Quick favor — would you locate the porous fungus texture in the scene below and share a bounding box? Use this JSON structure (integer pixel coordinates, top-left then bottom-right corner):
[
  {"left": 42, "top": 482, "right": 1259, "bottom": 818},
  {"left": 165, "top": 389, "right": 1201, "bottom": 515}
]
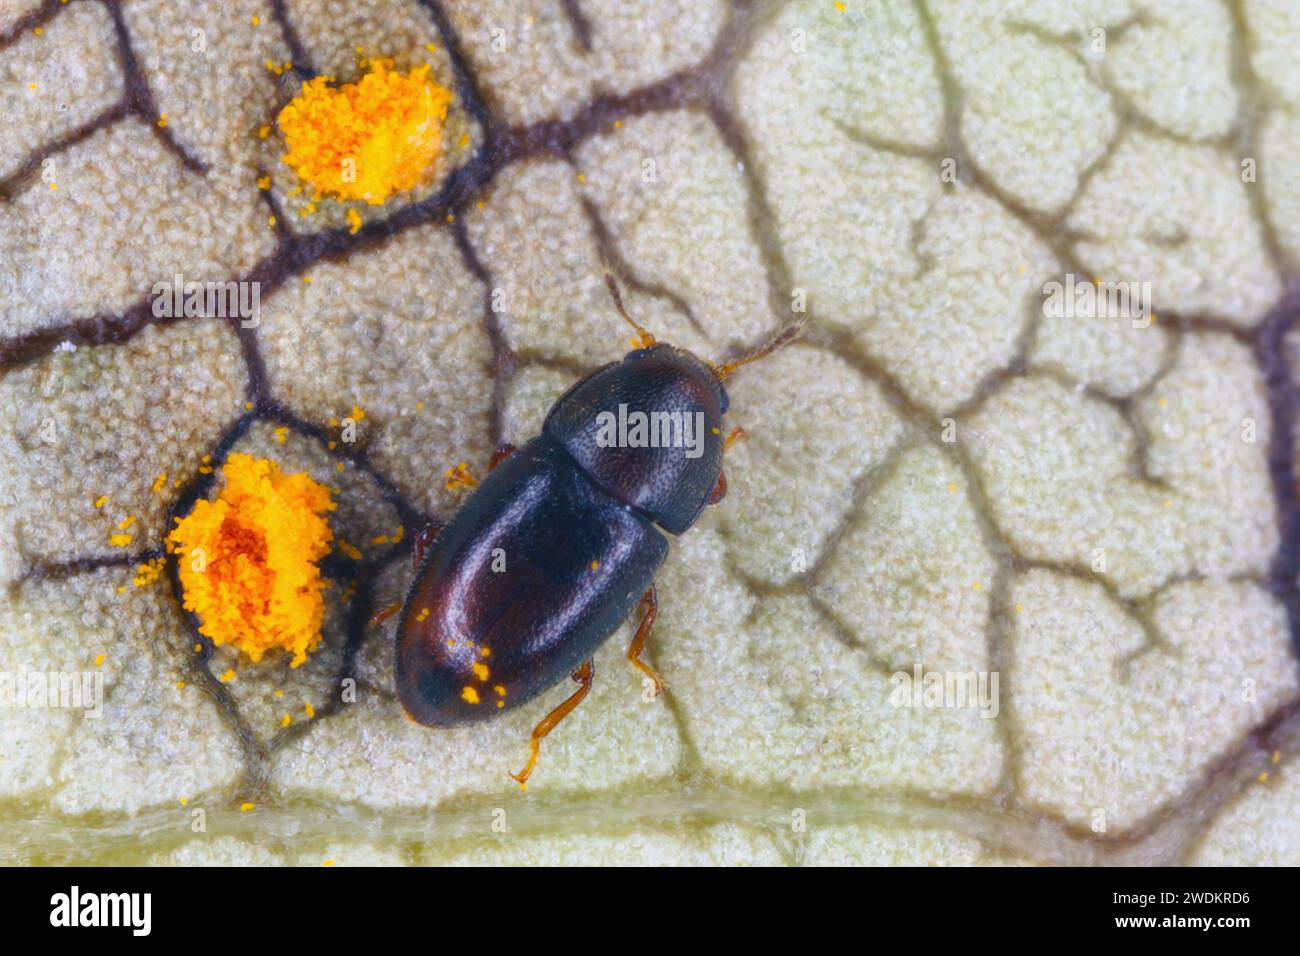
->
[
  {"left": 277, "top": 59, "right": 452, "bottom": 205},
  {"left": 167, "top": 453, "right": 336, "bottom": 667}
]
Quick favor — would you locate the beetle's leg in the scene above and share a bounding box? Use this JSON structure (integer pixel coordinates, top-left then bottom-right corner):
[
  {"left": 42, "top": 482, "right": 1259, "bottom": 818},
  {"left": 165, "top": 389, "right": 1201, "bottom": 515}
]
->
[
  {"left": 510, "top": 660, "right": 595, "bottom": 790},
  {"left": 627, "top": 585, "right": 666, "bottom": 696},
  {"left": 370, "top": 602, "right": 402, "bottom": 627},
  {"left": 704, "top": 428, "right": 747, "bottom": 507},
  {"left": 369, "top": 524, "right": 440, "bottom": 627},
  {"left": 707, "top": 470, "right": 728, "bottom": 506},
  {"left": 489, "top": 443, "right": 516, "bottom": 471},
  {"left": 411, "top": 523, "right": 439, "bottom": 567}
]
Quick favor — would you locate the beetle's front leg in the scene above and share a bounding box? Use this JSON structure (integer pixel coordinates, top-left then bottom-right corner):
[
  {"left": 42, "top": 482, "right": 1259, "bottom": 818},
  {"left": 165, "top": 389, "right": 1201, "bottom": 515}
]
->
[
  {"left": 707, "top": 427, "right": 749, "bottom": 506},
  {"left": 627, "top": 585, "right": 666, "bottom": 696}
]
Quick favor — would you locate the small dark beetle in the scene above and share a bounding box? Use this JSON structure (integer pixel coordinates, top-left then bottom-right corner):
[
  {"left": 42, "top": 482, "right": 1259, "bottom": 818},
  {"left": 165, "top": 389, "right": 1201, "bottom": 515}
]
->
[{"left": 389, "top": 277, "right": 797, "bottom": 787}]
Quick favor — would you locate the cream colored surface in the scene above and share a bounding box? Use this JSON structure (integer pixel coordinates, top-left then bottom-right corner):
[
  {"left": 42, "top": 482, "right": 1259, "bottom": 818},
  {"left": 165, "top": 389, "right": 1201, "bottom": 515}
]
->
[{"left": 0, "top": 0, "right": 1297, "bottom": 866}]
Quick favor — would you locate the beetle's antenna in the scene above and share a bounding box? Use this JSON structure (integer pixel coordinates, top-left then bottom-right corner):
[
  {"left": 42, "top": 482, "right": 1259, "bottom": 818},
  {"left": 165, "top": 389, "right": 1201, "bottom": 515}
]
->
[
  {"left": 712, "top": 317, "right": 806, "bottom": 381},
  {"left": 604, "top": 273, "right": 656, "bottom": 348}
]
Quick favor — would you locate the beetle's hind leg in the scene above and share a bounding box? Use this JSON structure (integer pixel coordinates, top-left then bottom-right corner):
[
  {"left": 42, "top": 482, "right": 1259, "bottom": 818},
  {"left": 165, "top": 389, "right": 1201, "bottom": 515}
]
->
[
  {"left": 627, "top": 585, "right": 666, "bottom": 696},
  {"left": 511, "top": 660, "right": 595, "bottom": 791}
]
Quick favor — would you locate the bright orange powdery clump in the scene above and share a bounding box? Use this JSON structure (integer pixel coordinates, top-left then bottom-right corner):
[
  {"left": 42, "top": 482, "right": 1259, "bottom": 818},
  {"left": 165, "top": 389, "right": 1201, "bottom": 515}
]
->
[
  {"left": 277, "top": 59, "right": 452, "bottom": 204},
  {"left": 167, "top": 454, "right": 336, "bottom": 667}
]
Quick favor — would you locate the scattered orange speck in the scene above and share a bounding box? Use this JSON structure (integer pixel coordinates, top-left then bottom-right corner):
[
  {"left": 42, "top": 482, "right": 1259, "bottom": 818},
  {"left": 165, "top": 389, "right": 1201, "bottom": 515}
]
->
[
  {"left": 347, "top": 207, "right": 362, "bottom": 234},
  {"left": 194, "top": 643, "right": 203, "bottom": 653},
  {"left": 336, "top": 461, "right": 346, "bottom": 472},
  {"left": 281, "top": 713, "right": 292, "bottom": 727},
  {"left": 614, "top": 120, "right": 622, "bottom": 129},
  {"left": 304, "top": 702, "right": 315, "bottom": 718},
  {"left": 35, "top": 26, "right": 44, "bottom": 35},
  {"left": 28, "top": 83, "right": 37, "bottom": 90},
  {"left": 268, "top": 215, "right": 278, "bottom": 227},
  {"left": 338, "top": 540, "right": 362, "bottom": 561},
  {"left": 94, "top": 495, "right": 109, "bottom": 508},
  {"left": 240, "top": 802, "right": 255, "bottom": 812},
  {"left": 220, "top": 669, "right": 236, "bottom": 682},
  {"left": 168, "top": 454, "right": 336, "bottom": 667},
  {"left": 152, "top": 473, "right": 167, "bottom": 492},
  {"left": 1273, "top": 750, "right": 1282, "bottom": 765},
  {"left": 259, "top": 124, "right": 271, "bottom": 139},
  {"left": 590, "top": 560, "right": 600, "bottom": 571},
  {"left": 424, "top": 42, "right": 438, "bottom": 53},
  {"left": 251, "top": 14, "right": 261, "bottom": 26},
  {"left": 461, "top": 686, "right": 480, "bottom": 704},
  {"left": 245, "top": 402, "right": 254, "bottom": 410},
  {"left": 350, "top": 405, "right": 366, "bottom": 421},
  {"left": 416, "top": 607, "right": 430, "bottom": 622},
  {"left": 576, "top": 173, "right": 586, "bottom": 183},
  {"left": 494, "top": 684, "right": 505, "bottom": 697},
  {"left": 472, "top": 662, "right": 490, "bottom": 682},
  {"left": 257, "top": 175, "right": 271, "bottom": 190},
  {"left": 157, "top": 114, "right": 169, "bottom": 128},
  {"left": 132, "top": 557, "right": 164, "bottom": 588},
  {"left": 415, "top": 402, "right": 425, "bottom": 411},
  {"left": 971, "top": 581, "right": 982, "bottom": 591},
  {"left": 445, "top": 462, "right": 477, "bottom": 491},
  {"left": 393, "top": 526, "right": 405, "bottom": 543},
  {"left": 328, "top": 440, "right": 337, "bottom": 450},
  {"left": 323, "top": 859, "right": 335, "bottom": 867},
  {"left": 179, "top": 797, "right": 188, "bottom": 806},
  {"left": 175, "top": 680, "right": 186, "bottom": 689},
  {"left": 947, "top": 483, "right": 958, "bottom": 492},
  {"left": 1015, "top": 603, "right": 1025, "bottom": 614},
  {"left": 94, "top": 654, "right": 105, "bottom": 667},
  {"left": 118, "top": 515, "right": 136, "bottom": 530},
  {"left": 370, "top": 533, "right": 389, "bottom": 546},
  {"left": 198, "top": 466, "right": 213, "bottom": 475},
  {"left": 274, "top": 689, "right": 285, "bottom": 698},
  {"left": 480, "top": 647, "right": 490, "bottom": 658},
  {"left": 1258, "top": 772, "right": 1270, "bottom": 783},
  {"left": 109, "top": 533, "right": 133, "bottom": 547}
]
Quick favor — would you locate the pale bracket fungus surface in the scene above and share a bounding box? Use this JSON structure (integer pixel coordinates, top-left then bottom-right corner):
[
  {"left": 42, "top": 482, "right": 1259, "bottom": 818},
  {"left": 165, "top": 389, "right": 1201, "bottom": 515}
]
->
[{"left": 0, "top": 0, "right": 1299, "bottom": 865}]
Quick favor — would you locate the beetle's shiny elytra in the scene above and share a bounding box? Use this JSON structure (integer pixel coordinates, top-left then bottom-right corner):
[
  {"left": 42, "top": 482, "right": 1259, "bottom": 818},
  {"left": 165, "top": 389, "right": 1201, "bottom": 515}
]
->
[{"left": 392, "top": 280, "right": 797, "bottom": 787}]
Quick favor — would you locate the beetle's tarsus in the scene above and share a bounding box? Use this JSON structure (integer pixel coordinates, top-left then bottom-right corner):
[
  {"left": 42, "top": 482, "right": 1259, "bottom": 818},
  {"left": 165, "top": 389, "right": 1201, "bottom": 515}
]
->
[{"left": 627, "top": 585, "right": 666, "bottom": 696}]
